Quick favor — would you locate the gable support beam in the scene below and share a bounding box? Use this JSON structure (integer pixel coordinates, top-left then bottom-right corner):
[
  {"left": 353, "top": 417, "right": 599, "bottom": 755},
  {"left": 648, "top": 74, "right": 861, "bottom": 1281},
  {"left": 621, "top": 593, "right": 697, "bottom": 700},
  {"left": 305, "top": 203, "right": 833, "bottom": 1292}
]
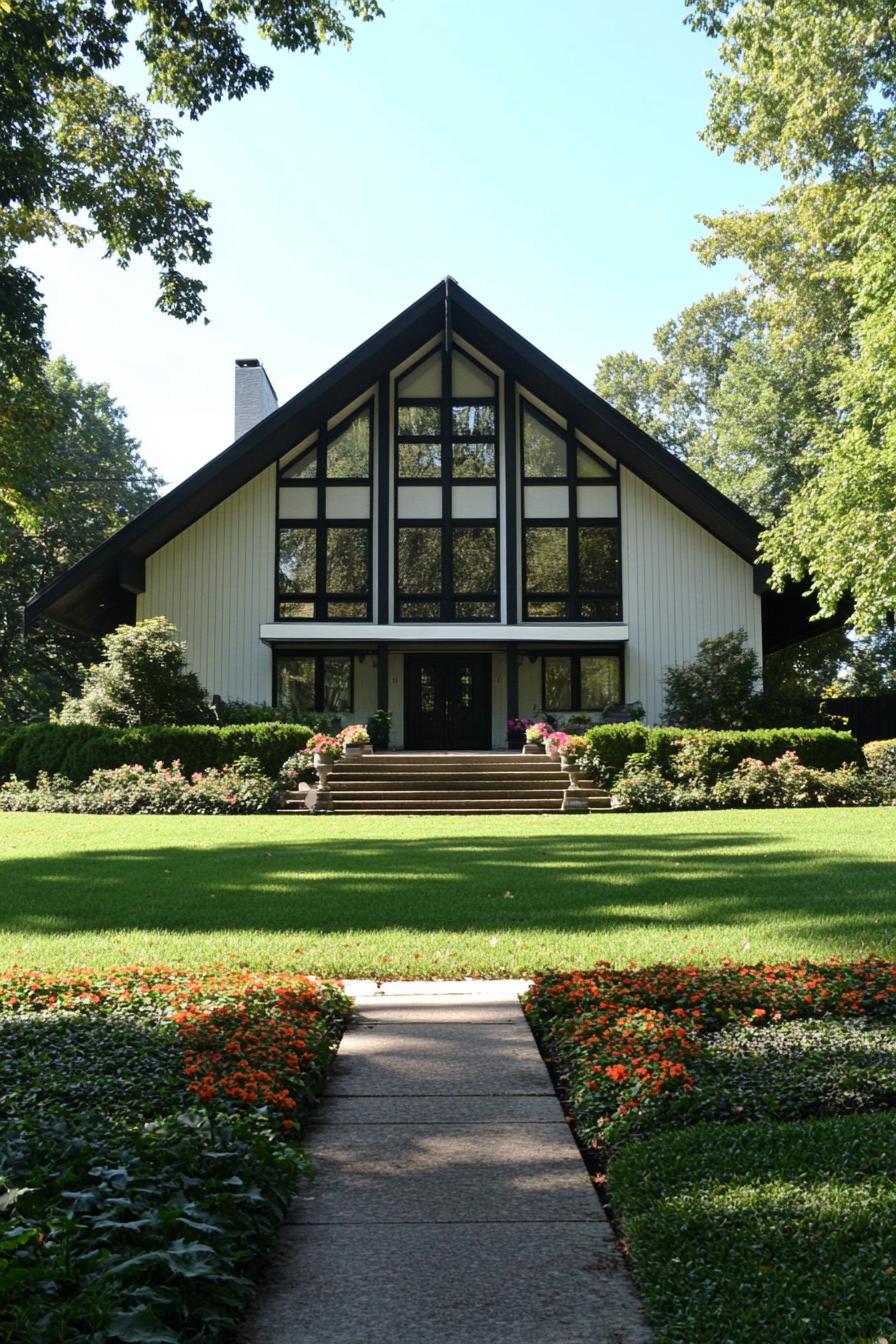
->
[
  {"left": 118, "top": 554, "right": 145, "bottom": 595},
  {"left": 503, "top": 374, "right": 518, "bottom": 624}
]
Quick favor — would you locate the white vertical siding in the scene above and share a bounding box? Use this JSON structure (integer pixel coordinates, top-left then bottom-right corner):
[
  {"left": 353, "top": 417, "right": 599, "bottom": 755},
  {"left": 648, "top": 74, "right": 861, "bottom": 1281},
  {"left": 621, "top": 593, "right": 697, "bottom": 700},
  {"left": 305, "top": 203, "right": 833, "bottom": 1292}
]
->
[
  {"left": 137, "top": 466, "right": 276, "bottom": 703},
  {"left": 620, "top": 467, "right": 762, "bottom": 724}
]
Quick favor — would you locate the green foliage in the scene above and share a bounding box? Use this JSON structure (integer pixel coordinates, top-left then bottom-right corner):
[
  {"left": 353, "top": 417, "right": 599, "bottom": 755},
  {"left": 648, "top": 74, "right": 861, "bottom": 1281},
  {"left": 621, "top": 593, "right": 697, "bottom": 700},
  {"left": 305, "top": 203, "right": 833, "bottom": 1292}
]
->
[
  {"left": 0, "top": 720, "right": 312, "bottom": 783},
  {"left": 662, "top": 629, "right": 760, "bottom": 728},
  {"left": 367, "top": 708, "right": 392, "bottom": 749},
  {"left": 583, "top": 722, "right": 861, "bottom": 791},
  {"left": 609, "top": 1113, "right": 896, "bottom": 1344},
  {"left": 864, "top": 739, "right": 896, "bottom": 802},
  {"left": 57, "top": 618, "right": 209, "bottom": 726},
  {"left": 0, "top": 756, "right": 277, "bottom": 814},
  {"left": 0, "top": 969, "right": 349, "bottom": 1342},
  {"left": 0, "top": 359, "right": 161, "bottom": 720},
  {"left": 0, "top": 0, "right": 385, "bottom": 384}
]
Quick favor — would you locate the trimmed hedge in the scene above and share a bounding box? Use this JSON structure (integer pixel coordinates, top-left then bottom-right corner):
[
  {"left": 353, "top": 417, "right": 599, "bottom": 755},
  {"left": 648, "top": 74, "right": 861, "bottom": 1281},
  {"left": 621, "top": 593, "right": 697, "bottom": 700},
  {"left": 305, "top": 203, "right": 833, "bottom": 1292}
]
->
[
  {"left": 583, "top": 724, "right": 862, "bottom": 786},
  {"left": 0, "top": 722, "right": 313, "bottom": 783}
]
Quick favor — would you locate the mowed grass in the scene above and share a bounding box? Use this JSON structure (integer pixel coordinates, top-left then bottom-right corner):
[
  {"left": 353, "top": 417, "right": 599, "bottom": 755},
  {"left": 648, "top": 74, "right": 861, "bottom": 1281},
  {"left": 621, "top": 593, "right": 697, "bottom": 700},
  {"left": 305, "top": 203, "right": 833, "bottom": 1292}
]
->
[{"left": 0, "top": 809, "right": 894, "bottom": 975}]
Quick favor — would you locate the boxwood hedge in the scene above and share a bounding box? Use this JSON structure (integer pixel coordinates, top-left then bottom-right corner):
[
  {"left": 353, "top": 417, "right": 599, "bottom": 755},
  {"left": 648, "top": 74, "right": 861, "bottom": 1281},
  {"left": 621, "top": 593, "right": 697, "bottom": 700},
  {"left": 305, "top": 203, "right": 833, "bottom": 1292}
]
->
[
  {"left": 0, "top": 722, "right": 313, "bottom": 783},
  {"left": 582, "top": 724, "right": 862, "bottom": 786}
]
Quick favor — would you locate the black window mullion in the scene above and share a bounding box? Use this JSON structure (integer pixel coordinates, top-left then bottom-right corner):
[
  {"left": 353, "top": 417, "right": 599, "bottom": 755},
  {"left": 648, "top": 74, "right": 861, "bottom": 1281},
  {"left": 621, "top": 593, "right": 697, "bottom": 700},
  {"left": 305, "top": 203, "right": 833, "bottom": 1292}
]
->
[
  {"left": 315, "top": 422, "right": 327, "bottom": 619},
  {"left": 566, "top": 427, "right": 577, "bottom": 620},
  {"left": 441, "top": 345, "right": 452, "bottom": 620}
]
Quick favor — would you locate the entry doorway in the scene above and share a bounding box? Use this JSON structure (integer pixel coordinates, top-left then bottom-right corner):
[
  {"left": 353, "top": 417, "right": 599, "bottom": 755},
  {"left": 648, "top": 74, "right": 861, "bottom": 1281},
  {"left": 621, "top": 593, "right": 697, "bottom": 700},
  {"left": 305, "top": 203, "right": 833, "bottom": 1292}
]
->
[{"left": 404, "top": 653, "right": 492, "bottom": 750}]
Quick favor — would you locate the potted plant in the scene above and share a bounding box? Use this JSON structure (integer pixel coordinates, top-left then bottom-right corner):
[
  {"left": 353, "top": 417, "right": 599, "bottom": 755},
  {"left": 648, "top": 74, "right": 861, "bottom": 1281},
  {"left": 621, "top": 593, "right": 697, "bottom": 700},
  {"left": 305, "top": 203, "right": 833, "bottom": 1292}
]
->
[
  {"left": 559, "top": 734, "right": 588, "bottom": 781},
  {"left": 339, "top": 724, "right": 371, "bottom": 758},
  {"left": 506, "top": 717, "right": 532, "bottom": 750},
  {"left": 523, "top": 722, "right": 550, "bottom": 755},
  {"left": 543, "top": 730, "right": 569, "bottom": 762},
  {"left": 367, "top": 708, "right": 392, "bottom": 751},
  {"left": 309, "top": 733, "right": 342, "bottom": 784}
]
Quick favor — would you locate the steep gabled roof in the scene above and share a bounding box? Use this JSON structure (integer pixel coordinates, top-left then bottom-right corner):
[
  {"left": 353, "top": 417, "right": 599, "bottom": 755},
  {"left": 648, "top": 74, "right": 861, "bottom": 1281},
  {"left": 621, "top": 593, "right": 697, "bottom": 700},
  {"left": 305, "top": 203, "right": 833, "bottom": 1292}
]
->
[{"left": 26, "top": 277, "right": 830, "bottom": 648}]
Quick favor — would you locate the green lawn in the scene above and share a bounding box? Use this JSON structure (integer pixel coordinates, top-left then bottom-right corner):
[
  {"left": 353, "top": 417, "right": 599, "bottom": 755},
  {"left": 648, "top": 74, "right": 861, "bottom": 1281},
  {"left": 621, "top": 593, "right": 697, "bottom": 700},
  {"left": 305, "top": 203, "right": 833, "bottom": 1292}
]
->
[{"left": 1, "top": 809, "right": 893, "bottom": 975}]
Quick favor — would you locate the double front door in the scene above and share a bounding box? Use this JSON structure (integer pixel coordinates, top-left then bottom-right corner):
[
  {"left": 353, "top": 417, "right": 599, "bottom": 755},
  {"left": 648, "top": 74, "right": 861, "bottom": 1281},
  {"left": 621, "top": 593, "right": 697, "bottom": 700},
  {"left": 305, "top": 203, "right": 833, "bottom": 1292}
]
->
[{"left": 404, "top": 654, "right": 492, "bottom": 750}]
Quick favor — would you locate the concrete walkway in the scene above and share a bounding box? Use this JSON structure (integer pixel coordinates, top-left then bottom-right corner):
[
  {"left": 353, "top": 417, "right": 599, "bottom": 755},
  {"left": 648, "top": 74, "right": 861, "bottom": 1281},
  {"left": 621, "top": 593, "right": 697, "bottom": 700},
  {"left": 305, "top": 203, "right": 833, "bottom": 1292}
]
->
[{"left": 241, "top": 980, "right": 652, "bottom": 1344}]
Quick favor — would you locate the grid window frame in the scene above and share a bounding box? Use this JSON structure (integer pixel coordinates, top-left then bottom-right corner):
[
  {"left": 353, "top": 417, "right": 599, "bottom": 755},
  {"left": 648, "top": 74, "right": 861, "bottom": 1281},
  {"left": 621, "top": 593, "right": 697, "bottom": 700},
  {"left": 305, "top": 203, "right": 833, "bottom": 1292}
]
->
[
  {"left": 273, "top": 652, "right": 355, "bottom": 713},
  {"left": 540, "top": 650, "right": 625, "bottom": 713}
]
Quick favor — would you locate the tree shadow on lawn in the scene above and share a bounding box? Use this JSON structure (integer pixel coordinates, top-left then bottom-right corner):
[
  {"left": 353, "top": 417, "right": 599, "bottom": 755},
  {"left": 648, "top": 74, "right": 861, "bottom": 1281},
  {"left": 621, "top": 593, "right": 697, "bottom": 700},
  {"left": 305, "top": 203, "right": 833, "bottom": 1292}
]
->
[{"left": 2, "top": 827, "right": 895, "bottom": 953}]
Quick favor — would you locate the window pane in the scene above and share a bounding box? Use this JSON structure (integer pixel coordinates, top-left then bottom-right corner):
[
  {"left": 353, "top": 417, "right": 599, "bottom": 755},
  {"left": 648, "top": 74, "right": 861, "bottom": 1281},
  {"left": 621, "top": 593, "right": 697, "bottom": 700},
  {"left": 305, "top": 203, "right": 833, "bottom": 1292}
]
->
[
  {"left": 322, "top": 656, "right": 352, "bottom": 711},
  {"left": 282, "top": 447, "right": 317, "bottom": 480},
  {"left": 277, "top": 657, "right": 315, "bottom": 710},
  {"left": 581, "top": 656, "right": 621, "bottom": 709},
  {"left": 398, "top": 404, "right": 441, "bottom": 437},
  {"left": 327, "top": 412, "right": 370, "bottom": 478},
  {"left": 452, "top": 403, "right": 495, "bottom": 437},
  {"left": 452, "top": 526, "right": 497, "bottom": 594},
  {"left": 579, "top": 526, "right": 620, "bottom": 591},
  {"left": 327, "top": 600, "right": 368, "bottom": 618},
  {"left": 452, "top": 442, "right": 495, "bottom": 478},
  {"left": 278, "top": 528, "right": 316, "bottom": 591},
  {"left": 523, "top": 407, "right": 567, "bottom": 477},
  {"left": 399, "top": 600, "right": 441, "bottom": 620},
  {"left": 577, "top": 445, "right": 612, "bottom": 479},
  {"left": 399, "top": 442, "right": 442, "bottom": 477},
  {"left": 526, "top": 599, "right": 566, "bottom": 619},
  {"left": 326, "top": 528, "right": 368, "bottom": 593},
  {"left": 455, "top": 600, "right": 497, "bottom": 620},
  {"left": 544, "top": 657, "right": 573, "bottom": 711},
  {"left": 278, "top": 600, "right": 314, "bottom": 619},
  {"left": 398, "top": 527, "right": 442, "bottom": 594},
  {"left": 525, "top": 526, "right": 568, "bottom": 592},
  {"left": 579, "top": 598, "right": 622, "bottom": 620}
]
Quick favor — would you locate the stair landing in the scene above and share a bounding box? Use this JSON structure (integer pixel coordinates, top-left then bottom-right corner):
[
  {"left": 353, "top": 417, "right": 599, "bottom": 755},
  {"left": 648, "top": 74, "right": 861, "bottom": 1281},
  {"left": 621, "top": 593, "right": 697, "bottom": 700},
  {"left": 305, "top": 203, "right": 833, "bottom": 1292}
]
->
[{"left": 278, "top": 752, "right": 612, "bottom": 816}]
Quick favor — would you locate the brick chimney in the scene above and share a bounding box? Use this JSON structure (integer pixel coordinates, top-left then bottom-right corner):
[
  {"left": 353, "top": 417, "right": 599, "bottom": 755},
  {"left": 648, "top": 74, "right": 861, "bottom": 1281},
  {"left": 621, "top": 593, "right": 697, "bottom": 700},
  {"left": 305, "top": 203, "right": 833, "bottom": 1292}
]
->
[{"left": 234, "top": 358, "right": 278, "bottom": 439}]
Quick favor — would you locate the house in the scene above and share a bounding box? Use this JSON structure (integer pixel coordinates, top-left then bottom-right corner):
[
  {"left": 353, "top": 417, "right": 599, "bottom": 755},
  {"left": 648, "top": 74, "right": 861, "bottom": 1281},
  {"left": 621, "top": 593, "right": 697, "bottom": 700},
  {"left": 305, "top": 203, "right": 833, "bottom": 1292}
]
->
[{"left": 26, "top": 279, "right": 826, "bottom": 749}]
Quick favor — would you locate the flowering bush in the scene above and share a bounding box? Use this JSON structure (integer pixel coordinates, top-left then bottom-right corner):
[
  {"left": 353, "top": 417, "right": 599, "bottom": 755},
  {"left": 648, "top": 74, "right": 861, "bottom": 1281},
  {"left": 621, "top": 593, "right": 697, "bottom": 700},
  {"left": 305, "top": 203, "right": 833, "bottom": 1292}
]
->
[
  {"left": 338, "top": 723, "right": 370, "bottom": 746},
  {"left": 277, "top": 748, "right": 316, "bottom": 789},
  {"left": 524, "top": 958, "right": 896, "bottom": 1152},
  {"left": 0, "top": 967, "right": 350, "bottom": 1342},
  {"left": 612, "top": 762, "right": 675, "bottom": 811},
  {"left": 507, "top": 717, "right": 534, "bottom": 734},
  {"left": 308, "top": 733, "right": 343, "bottom": 763},
  {"left": 0, "top": 756, "right": 275, "bottom": 814}
]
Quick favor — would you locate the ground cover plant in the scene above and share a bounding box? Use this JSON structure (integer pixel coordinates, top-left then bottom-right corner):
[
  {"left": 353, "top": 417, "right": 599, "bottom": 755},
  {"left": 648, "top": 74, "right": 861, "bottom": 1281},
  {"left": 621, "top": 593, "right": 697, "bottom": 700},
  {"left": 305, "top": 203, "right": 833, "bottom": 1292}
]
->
[
  {"left": 523, "top": 958, "right": 896, "bottom": 1344},
  {"left": 1, "top": 809, "right": 894, "bottom": 976},
  {"left": 0, "top": 967, "right": 350, "bottom": 1343},
  {"left": 0, "top": 757, "right": 275, "bottom": 815}
]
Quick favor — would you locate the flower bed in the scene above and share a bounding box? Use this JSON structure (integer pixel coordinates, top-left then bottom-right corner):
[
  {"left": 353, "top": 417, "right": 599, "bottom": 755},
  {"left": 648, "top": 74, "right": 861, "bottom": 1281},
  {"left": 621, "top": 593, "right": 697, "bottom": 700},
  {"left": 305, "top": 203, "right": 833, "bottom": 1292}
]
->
[
  {"left": 0, "top": 967, "right": 351, "bottom": 1342},
  {"left": 0, "top": 756, "right": 275, "bottom": 814},
  {"left": 523, "top": 958, "right": 896, "bottom": 1343}
]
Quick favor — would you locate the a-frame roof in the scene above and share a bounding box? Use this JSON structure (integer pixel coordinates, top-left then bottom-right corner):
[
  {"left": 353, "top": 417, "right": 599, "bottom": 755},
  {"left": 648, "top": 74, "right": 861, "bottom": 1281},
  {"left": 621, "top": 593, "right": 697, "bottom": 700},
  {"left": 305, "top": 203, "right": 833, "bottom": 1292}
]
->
[{"left": 25, "top": 278, "right": 834, "bottom": 649}]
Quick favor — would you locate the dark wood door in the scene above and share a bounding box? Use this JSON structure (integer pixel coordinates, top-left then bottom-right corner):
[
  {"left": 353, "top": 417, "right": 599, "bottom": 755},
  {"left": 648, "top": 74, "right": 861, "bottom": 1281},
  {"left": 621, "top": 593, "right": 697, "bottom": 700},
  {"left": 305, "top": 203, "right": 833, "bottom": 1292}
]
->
[{"left": 404, "top": 654, "right": 492, "bottom": 750}]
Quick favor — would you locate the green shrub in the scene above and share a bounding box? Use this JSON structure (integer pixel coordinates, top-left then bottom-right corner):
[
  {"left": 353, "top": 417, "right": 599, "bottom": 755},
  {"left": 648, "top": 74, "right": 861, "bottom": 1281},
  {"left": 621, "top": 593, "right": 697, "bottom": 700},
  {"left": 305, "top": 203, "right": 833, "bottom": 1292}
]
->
[
  {"left": 662, "top": 628, "right": 760, "bottom": 728},
  {"left": 611, "top": 762, "right": 675, "bottom": 811},
  {"left": 0, "top": 757, "right": 276, "bottom": 815},
  {"left": 583, "top": 723, "right": 862, "bottom": 789},
  {"left": 0, "top": 722, "right": 312, "bottom": 783},
  {"left": 56, "top": 617, "right": 209, "bottom": 726},
  {"left": 609, "top": 1112, "right": 896, "bottom": 1344},
  {"left": 865, "top": 738, "right": 896, "bottom": 801}
]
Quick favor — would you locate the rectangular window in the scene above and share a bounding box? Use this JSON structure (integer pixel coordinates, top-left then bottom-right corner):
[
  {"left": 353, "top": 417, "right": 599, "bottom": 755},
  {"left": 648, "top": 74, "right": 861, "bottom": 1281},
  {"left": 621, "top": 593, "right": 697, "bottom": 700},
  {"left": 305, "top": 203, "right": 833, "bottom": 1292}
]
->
[
  {"left": 541, "top": 653, "right": 622, "bottom": 712},
  {"left": 524, "top": 525, "right": 568, "bottom": 593},
  {"left": 276, "top": 399, "right": 372, "bottom": 622},
  {"left": 398, "top": 526, "right": 442, "bottom": 595},
  {"left": 277, "top": 522, "right": 370, "bottom": 621},
  {"left": 452, "top": 526, "right": 497, "bottom": 595},
  {"left": 275, "top": 654, "right": 353, "bottom": 712}
]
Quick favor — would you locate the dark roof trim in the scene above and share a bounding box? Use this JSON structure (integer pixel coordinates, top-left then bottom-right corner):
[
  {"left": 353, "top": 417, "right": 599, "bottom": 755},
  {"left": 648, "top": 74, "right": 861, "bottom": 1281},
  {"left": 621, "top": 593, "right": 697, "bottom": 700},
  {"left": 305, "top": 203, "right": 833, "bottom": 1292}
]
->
[
  {"left": 29, "top": 276, "right": 776, "bottom": 636},
  {"left": 26, "top": 280, "right": 447, "bottom": 634}
]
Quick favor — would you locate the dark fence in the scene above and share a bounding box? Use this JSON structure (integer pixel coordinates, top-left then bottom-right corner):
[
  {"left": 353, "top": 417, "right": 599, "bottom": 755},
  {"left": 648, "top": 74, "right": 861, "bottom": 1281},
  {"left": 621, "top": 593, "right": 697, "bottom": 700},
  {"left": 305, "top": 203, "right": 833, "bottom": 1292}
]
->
[{"left": 821, "top": 695, "right": 896, "bottom": 745}]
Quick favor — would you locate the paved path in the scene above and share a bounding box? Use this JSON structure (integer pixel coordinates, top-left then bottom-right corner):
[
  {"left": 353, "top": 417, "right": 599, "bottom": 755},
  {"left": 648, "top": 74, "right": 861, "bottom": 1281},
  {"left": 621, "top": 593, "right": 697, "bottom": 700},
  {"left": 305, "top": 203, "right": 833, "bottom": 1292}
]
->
[{"left": 241, "top": 980, "right": 652, "bottom": 1344}]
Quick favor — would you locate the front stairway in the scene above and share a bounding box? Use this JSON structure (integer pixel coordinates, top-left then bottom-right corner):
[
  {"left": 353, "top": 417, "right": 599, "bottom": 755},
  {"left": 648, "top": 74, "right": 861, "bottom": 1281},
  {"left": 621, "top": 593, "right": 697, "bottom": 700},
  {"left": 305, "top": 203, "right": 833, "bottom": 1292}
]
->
[{"left": 298, "top": 753, "right": 613, "bottom": 815}]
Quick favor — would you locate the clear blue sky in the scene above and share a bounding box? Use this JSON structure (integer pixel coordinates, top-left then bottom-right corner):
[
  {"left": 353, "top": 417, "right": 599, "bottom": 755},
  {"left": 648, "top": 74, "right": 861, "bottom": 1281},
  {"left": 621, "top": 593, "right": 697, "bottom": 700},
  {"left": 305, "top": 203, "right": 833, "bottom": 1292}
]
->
[{"left": 24, "top": 0, "right": 774, "bottom": 488}]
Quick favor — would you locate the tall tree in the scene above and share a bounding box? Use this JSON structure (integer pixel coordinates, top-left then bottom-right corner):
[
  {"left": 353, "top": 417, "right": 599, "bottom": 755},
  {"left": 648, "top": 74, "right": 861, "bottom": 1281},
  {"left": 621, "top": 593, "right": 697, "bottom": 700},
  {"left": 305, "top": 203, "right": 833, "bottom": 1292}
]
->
[
  {"left": 0, "top": 358, "right": 161, "bottom": 720},
  {"left": 680, "top": 0, "right": 896, "bottom": 633},
  {"left": 0, "top": 0, "right": 384, "bottom": 385}
]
